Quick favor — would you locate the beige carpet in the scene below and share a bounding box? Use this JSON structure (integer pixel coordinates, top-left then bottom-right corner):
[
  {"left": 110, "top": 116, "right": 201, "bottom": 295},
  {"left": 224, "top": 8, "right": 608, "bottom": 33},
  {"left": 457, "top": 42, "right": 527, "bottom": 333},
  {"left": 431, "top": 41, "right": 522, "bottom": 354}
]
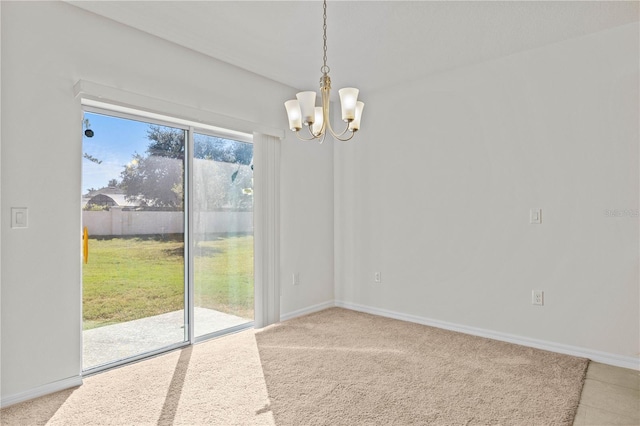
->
[
  {"left": 1, "top": 331, "right": 274, "bottom": 426},
  {"left": 1, "top": 308, "right": 588, "bottom": 425},
  {"left": 256, "top": 308, "right": 588, "bottom": 425}
]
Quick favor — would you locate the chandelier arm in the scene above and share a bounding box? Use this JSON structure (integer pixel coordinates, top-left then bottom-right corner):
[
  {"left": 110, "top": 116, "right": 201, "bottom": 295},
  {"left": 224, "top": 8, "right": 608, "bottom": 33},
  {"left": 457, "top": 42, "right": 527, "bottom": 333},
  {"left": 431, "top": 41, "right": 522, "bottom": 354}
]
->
[
  {"left": 326, "top": 117, "right": 352, "bottom": 138},
  {"left": 329, "top": 128, "right": 356, "bottom": 142},
  {"left": 294, "top": 130, "right": 320, "bottom": 142},
  {"left": 320, "top": 75, "right": 353, "bottom": 140},
  {"left": 320, "top": 77, "right": 354, "bottom": 141},
  {"left": 308, "top": 123, "right": 320, "bottom": 139},
  {"left": 319, "top": 83, "right": 330, "bottom": 138},
  {"left": 319, "top": 121, "right": 328, "bottom": 138},
  {"left": 318, "top": 131, "right": 327, "bottom": 144}
]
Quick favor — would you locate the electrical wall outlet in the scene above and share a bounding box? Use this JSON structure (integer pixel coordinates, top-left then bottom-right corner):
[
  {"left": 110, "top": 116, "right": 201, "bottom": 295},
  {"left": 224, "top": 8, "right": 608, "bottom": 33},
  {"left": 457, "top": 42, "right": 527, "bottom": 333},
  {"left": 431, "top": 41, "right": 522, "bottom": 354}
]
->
[
  {"left": 374, "top": 272, "right": 381, "bottom": 283},
  {"left": 293, "top": 272, "right": 300, "bottom": 286},
  {"left": 532, "top": 290, "right": 544, "bottom": 306}
]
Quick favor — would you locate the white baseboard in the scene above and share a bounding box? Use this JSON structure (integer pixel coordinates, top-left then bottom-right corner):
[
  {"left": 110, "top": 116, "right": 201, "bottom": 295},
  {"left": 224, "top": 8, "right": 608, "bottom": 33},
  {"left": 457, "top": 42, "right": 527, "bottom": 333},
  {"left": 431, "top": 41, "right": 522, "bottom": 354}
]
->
[
  {"left": 1, "top": 375, "right": 83, "bottom": 408},
  {"left": 280, "top": 300, "right": 336, "bottom": 322},
  {"left": 335, "top": 300, "right": 640, "bottom": 371}
]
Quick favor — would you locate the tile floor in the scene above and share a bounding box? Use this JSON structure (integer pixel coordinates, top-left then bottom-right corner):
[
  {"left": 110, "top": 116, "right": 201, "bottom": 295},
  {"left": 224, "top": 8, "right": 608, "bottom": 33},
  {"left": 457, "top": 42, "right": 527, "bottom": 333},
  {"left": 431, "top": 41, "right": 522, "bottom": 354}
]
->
[{"left": 573, "top": 362, "right": 639, "bottom": 425}]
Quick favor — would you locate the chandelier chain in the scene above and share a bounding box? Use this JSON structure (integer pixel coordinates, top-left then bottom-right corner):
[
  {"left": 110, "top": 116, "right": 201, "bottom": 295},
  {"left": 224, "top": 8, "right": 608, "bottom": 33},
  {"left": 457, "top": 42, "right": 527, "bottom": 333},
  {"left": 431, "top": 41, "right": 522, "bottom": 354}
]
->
[{"left": 321, "top": 0, "right": 329, "bottom": 75}]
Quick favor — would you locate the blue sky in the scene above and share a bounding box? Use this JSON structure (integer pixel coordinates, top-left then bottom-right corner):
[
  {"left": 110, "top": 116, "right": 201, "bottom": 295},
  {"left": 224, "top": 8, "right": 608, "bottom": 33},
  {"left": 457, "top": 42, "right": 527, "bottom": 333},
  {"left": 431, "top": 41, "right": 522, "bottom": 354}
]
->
[
  {"left": 82, "top": 112, "right": 166, "bottom": 194},
  {"left": 82, "top": 112, "right": 252, "bottom": 195}
]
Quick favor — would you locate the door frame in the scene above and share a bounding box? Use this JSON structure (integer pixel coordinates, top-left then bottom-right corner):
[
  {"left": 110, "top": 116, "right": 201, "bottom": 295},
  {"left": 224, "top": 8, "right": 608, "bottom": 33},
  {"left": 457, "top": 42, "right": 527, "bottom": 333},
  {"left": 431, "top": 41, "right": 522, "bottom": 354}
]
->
[{"left": 74, "top": 79, "right": 284, "bottom": 372}]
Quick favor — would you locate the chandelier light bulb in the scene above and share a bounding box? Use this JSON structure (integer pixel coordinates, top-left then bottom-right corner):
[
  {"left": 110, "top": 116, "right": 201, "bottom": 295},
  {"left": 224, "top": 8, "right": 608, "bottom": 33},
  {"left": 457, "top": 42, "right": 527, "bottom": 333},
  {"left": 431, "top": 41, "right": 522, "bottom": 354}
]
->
[
  {"left": 338, "top": 88, "right": 359, "bottom": 122},
  {"left": 296, "top": 91, "right": 317, "bottom": 125},
  {"left": 349, "top": 101, "right": 365, "bottom": 131},
  {"left": 284, "top": 100, "right": 302, "bottom": 131}
]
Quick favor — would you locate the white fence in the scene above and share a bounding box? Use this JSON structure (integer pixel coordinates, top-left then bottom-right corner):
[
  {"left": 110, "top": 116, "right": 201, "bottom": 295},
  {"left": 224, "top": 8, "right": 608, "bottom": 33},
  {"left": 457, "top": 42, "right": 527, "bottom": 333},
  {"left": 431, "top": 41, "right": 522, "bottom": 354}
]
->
[{"left": 83, "top": 207, "right": 253, "bottom": 236}]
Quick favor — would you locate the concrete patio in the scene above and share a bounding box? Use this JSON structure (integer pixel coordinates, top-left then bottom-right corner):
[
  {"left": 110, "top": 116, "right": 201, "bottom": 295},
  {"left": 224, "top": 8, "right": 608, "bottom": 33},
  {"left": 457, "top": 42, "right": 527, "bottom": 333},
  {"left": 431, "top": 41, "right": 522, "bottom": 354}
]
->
[{"left": 83, "top": 307, "right": 250, "bottom": 369}]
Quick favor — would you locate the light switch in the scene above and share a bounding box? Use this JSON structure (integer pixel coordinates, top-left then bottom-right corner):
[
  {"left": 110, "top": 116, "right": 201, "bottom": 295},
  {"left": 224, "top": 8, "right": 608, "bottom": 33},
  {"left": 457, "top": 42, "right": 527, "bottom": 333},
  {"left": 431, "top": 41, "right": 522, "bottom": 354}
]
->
[
  {"left": 530, "top": 209, "right": 542, "bottom": 224},
  {"left": 11, "top": 207, "right": 28, "bottom": 228}
]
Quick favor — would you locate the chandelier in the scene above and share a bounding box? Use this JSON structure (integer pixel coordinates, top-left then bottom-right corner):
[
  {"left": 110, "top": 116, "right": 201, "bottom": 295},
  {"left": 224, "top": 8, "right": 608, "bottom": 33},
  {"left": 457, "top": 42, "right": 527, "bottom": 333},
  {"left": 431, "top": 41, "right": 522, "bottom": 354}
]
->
[{"left": 284, "top": 0, "right": 364, "bottom": 143}]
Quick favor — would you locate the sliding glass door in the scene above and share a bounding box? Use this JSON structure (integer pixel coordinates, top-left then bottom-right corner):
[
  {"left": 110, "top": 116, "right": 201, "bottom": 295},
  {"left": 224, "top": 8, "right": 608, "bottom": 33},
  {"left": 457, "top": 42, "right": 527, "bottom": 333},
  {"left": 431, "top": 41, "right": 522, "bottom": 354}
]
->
[
  {"left": 82, "top": 111, "right": 187, "bottom": 371},
  {"left": 192, "top": 133, "right": 254, "bottom": 338},
  {"left": 81, "top": 108, "right": 253, "bottom": 372}
]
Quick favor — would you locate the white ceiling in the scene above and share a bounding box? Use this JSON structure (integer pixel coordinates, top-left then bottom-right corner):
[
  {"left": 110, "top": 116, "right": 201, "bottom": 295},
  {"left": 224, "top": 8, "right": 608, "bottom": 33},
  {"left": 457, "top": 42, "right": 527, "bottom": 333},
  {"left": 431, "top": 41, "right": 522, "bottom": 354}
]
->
[{"left": 68, "top": 1, "right": 638, "bottom": 95}]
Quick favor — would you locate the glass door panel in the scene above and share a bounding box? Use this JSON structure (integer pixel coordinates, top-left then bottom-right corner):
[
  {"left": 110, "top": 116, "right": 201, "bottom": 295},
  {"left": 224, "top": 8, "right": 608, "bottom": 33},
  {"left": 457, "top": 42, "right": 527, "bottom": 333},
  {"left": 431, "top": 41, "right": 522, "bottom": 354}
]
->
[
  {"left": 82, "top": 111, "right": 187, "bottom": 370},
  {"left": 192, "top": 133, "right": 254, "bottom": 338}
]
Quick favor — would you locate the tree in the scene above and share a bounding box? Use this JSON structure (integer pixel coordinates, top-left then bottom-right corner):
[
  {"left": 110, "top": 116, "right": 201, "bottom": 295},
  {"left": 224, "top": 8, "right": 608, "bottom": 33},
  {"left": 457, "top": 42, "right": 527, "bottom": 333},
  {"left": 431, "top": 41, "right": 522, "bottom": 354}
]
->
[
  {"left": 194, "top": 134, "right": 252, "bottom": 164},
  {"left": 147, "top": 126, "right": 185, "bottom": 160},
  {"left": 119, "top": 126, "right": 253, "bottom": 210},
  {"left": 120, "top": 125, "right": 185, "bottom": 208},
  {"left": 193, "top": 134, "right": 253, "bottom": 211},
  {"left": 83, "top": 153, "right": 102, "bottom": 164}
]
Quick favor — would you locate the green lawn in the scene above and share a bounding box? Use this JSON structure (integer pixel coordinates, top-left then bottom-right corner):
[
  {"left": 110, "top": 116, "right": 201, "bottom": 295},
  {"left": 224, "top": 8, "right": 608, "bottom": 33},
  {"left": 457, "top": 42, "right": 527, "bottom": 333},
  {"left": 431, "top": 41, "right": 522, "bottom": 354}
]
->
[{"left": 83, "top": 234, "right": 254, "bottom": 330}]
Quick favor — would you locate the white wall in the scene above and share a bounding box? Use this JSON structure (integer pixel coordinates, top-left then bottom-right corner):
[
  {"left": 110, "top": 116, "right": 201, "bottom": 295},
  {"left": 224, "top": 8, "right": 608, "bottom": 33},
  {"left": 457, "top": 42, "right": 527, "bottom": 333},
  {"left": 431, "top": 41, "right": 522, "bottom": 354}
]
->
[
  {"left": 1, "top": 1, "right": 334, "bottom": 401},
  {"left": 280, "top": 135, "right": 335, "bottom": 316},
  {"left": 335, "top": 23, "right": 639, "bottom": 364}
]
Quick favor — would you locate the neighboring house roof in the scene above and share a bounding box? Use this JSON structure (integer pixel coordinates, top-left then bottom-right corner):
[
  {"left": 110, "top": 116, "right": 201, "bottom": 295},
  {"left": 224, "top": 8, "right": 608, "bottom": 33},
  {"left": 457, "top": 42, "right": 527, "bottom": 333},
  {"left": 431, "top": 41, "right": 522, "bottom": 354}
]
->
[{"left": 82, "top": 188, "right": 139, "bottom": 208}]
